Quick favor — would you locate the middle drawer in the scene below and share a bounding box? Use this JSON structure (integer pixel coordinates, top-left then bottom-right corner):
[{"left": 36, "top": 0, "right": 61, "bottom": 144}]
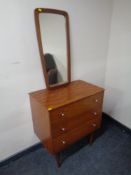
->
[{"left": 51, "top": 110, "right": 102, "bottom": 138}]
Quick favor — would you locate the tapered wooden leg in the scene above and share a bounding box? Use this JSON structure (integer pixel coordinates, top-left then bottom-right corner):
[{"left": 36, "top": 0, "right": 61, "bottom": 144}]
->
[
  {"left": 89, "top": 133, "right": 94, "bottom": 145},
  {"left": 54, "top": 153, "right": 61, "bottom": 167}
]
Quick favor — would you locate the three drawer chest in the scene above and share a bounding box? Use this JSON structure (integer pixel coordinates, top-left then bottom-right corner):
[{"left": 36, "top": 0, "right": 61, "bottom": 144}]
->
[{"left": 29, "top": 80, "right": 104, "bottom": 166}]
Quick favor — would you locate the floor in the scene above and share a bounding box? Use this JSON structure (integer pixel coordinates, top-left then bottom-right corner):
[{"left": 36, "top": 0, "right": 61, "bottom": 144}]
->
[{"left": 0, "top": 116, "right": 131, "bottom": 175}]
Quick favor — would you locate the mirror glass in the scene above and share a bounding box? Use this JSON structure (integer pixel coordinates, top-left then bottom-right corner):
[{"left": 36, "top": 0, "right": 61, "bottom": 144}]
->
[
  {"left": 35, "top": 9, "right": 71, "bottom": 88},
  {"left": 39, "top": 14, "right": 67, "bottom": 85}
]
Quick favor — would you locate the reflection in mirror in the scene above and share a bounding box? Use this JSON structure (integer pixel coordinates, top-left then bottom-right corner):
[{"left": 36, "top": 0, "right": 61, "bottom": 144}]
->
[
  {"left": 39, "top": 13, "right": 68, "bottom": 86},
  {"left": 44, "top": 53, "right": 58, "bottom": 85}
]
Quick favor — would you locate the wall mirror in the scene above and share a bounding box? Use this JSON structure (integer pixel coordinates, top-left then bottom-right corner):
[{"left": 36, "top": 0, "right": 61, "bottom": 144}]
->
[{"left": 34, "top": 8, "right": 71, "bottom": 89}]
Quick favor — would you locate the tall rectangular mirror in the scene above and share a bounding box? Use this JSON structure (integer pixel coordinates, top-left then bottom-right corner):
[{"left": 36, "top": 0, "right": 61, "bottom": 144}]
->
[{"left": 34, "top": 8, "right": 71, "bottom": 89}]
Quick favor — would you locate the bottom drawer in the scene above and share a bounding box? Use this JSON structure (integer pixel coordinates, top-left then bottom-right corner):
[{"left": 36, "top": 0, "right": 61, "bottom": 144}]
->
[{"left": 53, "top": 117, "right": 101, "bottom": 153}]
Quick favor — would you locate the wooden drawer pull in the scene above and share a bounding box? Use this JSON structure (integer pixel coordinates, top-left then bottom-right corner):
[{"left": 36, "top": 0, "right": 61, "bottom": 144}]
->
[
  {"left": 61, "top": 128, "right": 66, "bottom": 132},
  {"left": 93, "top": 112, "right": 97, "bottom": 116},
  {"left": 60, "top": 113, "right": 65, "bottom": 117},
  {"left": 92, "top": 123, "right": 97, "bottom": 127},
  {"left": 95, "top": 99, "right": 98, "bottom": 103},
  {"left": 61, "top": 140, "right": 66, "bottom": 144}
]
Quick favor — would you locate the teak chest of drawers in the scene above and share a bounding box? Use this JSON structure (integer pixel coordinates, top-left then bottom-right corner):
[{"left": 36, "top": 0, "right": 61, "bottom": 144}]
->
[{"left": 29, "top": 80, "right": 104, "bottom": 166}]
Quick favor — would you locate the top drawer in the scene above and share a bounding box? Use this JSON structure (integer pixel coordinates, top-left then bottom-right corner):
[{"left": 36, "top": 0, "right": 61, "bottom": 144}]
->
[{"left": 49, "top": 92, "right": 103, "bottom": 124}]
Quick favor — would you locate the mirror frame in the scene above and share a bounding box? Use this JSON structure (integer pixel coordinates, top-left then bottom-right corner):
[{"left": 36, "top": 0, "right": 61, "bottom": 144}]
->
[{"left": 34, "top": 8, "right": 71, "bottom": 89}]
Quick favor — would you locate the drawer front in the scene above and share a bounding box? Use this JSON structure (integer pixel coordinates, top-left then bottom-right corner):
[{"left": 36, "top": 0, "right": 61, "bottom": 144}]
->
[
  {"left": 53, "top": 117, "right": 101, "bottom": 153},
  {"left": 50, "top": 92, "right": 103, "bottom": 125},
  {"left": 51, "top": 109, "right": 102, "bottom": 138}
]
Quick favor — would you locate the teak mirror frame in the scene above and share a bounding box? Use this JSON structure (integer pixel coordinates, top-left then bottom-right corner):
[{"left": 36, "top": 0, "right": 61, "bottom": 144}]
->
[{"left": 34, "top": 8, "right": 71, "bottom": 89}]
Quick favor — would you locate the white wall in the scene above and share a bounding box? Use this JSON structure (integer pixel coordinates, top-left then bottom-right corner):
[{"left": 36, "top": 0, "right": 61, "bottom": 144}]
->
[
  {"left": 104, "top": 0, "right": 131, "bottom": 129},
  {"left": 0, "top": 0, "right": 113, "bottom": 161}
]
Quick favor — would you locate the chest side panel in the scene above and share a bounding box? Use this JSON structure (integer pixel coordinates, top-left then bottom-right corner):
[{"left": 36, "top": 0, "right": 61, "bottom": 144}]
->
[{"left": 29, "top": 96, "right": 51, "bottom": 142}]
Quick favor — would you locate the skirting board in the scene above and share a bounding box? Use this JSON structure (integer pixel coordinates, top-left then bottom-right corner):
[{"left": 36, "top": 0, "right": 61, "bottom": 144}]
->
[
  {"left": 103, "top": 112, "right": 131, "bottom": 136},
  {"left": 0, "top": 142, "right": 42, "bottom": 168}
]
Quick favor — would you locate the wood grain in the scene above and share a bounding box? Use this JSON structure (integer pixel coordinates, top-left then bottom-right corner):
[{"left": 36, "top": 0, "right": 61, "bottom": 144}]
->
[
  {"left": 29, "top": 80, "right": 104, "bottom": 110},
  {"left": 29, "top": 96, "right": 51, "bottom": 142},
  {"left": 50, "top": 92, "right": 103, "bottom": 124},
  {"left": 51, "top": 112, "right": 102, "bottom": 138},
  {"left": 53, "top": 117, "right": 101, "bottom": 153},
  {"left": 29, "top": 80, "right": 104, "bottom": 162}
]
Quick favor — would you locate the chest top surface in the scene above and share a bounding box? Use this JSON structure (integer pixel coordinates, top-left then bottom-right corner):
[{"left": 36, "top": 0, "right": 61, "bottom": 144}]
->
[{"left": 29, "top": 80, "right": 104, "bottom": 110}]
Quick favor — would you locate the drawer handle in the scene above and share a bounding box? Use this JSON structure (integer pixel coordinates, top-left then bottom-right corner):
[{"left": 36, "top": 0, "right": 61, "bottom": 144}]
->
[
  {"left": 93, "top": 112, "right": 97, "bottom": 116},
  {"left": 61, "top": 140, "right": 66, "bottom": 144},
  {"left": 92, "top": 123, "right": 97, "bottom": 127},
  {"left": 60, "top": 113, "right": 65, "bottom": 117},
  {"left": 61, "top": 128, "right": 66, "bottom": 132},
  {"left": 95, "top": 99, "right": 98, "bottom": 103}
]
